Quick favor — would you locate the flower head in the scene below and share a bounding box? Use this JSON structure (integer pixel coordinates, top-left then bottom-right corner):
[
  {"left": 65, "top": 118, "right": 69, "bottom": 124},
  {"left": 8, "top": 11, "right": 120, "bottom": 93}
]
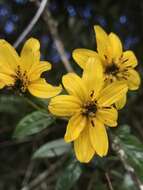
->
[
  {"left": 73, "top": 25, "right": 140, "bottom": 108},
  {"left": 0, "top": 38, "right": 62, "bottom": 98},
  {"left": 49, "top": 58, "right": 128, "bottom": 163}
]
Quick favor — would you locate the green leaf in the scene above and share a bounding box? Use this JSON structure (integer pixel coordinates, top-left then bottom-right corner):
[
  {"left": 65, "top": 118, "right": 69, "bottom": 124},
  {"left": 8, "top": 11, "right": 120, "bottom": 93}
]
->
[
  {"left": 116, "top": 125, "right": 143, "bottom": 182},
  {"left": 0, "top": 95, "right": 23, "bottom": 114},
  {"left": 55, "top": 159, "right": 81, "bottom": 190},
  {"left": 13, "top": 111, "right": 54, "bottom": 139},
  {"left": 33, "top": 139, "right": 71, "bottom": 158}
]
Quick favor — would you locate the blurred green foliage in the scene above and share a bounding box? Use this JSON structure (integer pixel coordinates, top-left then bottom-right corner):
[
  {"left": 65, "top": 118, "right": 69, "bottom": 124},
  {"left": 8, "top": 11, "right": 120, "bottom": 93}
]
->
[{"left": 0, "top": 0, "right": 143, "bottom": 190}]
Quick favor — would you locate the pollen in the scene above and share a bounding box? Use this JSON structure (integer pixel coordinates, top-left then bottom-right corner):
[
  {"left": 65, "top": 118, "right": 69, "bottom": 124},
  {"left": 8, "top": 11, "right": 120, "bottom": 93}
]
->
[
  {"left": 82, "top": 101, "right": 97, "bottom": 117},
  {"left": 14, "top": 66, "right": 29, "bottom": 93},
  {"left": 105, "top": 63, "right": 119, "bottom": 75}
]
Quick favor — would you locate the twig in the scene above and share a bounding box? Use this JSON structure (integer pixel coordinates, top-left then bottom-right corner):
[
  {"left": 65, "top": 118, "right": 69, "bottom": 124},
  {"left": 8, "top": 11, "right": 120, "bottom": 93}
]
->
[
  {"left": 35, "top": 0, "right": 74, "bottom": 72},
  {"left": 105, "top": 172, "right": 114, "bottom": 190},
  {"left": 14, "top": 0, "right": 48, "bottom": 48},
  {"left": 21, "top": 170, "right": 49, "bottom": 190},
  {"left": 21, "top": 155, "right": 67, "bottom": 190},
  {"left": 112, "top": 138, "right": 143, "bottom": 190},
  {"left": 23, "top": 97, "right": 46, "bottom": 112},
  {"left": 22, "top": 162, "right": 35, "bottom": 188},
  {"left": 40, "top": 182, "right": 48, "bottom": 190},
  {"left": 87, "top": 172, "right": 96, "bottom": 190}
]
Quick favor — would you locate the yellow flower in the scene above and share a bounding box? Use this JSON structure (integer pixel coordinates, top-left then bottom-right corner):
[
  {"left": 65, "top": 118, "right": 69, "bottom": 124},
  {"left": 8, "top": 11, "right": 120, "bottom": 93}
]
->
[
  {"left": 0, "top": 38, "right": 62, "bottom": 98},
  {"left": 73, "top": 25, "right": 140, "bottom": 109},
  {"left": 48, "top": 58, "right": 128, "bottom": 163}
]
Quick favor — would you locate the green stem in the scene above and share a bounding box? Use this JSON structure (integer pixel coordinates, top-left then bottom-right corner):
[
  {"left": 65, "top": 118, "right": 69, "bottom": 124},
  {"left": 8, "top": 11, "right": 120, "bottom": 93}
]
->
[{"left": 24, "top": 97, "right": 46, "bottom": 112}]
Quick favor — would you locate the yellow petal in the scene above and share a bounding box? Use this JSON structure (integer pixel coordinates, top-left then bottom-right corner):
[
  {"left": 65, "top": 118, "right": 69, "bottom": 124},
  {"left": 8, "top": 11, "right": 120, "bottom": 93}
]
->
[
  {"left": 0, "top": 40, "right": 19, "bottom": 75},
  {"left": 125, "top": 69, "right": 140, "bottom": 90},
  {"left": 94, "top": 25, "right": 112, "bottom": 62},
  {"left": 28, "top": 61, "right": 51, "bottom": 81},
  {"left": 98, "top": 81, "right": 128, "bottom": 106},
  {"left": 96, "top": 107, "right": 118, "bottom": 127},
  {"left": 40, "top": 61, "right": 51, "bottom": 69},
  {"left": 0, "top": 81, "right": 5, "bottom": 89},
  {"left": 0, "top": 73, "right": 15, "bottom": 86},
  {"left": 109, "top": 32, "right": 122, "bottom": 60},
  {"left": 89, "top": 119, "right": 108, "bottom": 156},
  {"left": 20, "top": 38, "right": 40, "bottom": 72},
  {"left": 64, "top": 114, "right": 87, "bottom": 142},
  {"left": 120, "top": 51, "right": 137, "bottom": 69},
  {"left": 62, "top": 73, "right": 88, "bottom": 102},
  {"left": 21, "top": 38, "right": 40, "bottom": 57},
  {"left": 72, "top": 48, "right": 99, "bottom": 69},
  {"left": 48, "top": 95, "right": 81, "bottom": 116},
  {"left": 82, "top": 57, "right": 104, "bottom": 98},
  {"left": 28, "top": 79, "right": 62, "bottom": 99},
  {"left": 115, "top": 94, "right": 127, "bottom": 110},
  {"left": 74, "top": 127, "right": 95, "bottom": 163}
]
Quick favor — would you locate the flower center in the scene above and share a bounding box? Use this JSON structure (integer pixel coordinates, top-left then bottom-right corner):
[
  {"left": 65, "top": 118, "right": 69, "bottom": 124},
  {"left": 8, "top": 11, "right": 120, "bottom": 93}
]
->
[
  {"left": 14, "top": 78, "right": 25, "bottom": 91},
  {"left": 105, "top": 63, "right": 119, "bottom": 75},
  {"left": 82, "top": 101, "right": 97, "bottom": 117},
  {"left": 13, "top": 66, "right": 29, "bottom": 94}
]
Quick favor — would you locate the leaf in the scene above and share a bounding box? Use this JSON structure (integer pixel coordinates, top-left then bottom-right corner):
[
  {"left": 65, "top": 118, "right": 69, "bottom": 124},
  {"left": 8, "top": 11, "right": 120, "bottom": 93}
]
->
[
  {"left": 55, "top": 159, "right": 82, "bottom": 190},
  {"left": 33, "top": 139, "right": 71, "bottom": 158},
  {"left": 116, "top": 125, "right": 143, "bottom": 182},
  {"left": 13, "top": 111, "right": 54, "bottom": 139},
  {"left": 0, "top": 95, "right": 23, "bottom": 114}
]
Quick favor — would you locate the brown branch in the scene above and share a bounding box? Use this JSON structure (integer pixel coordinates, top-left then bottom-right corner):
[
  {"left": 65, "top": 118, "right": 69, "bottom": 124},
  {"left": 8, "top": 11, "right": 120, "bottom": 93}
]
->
[
  {"left": 112, "top": 138, "right": 143, "bottom": 190},
  {"left": 22, "top": 162, "right": 35, "bottom": 188},
  {"left": 14, "top": 0, "right": 48, "bottom": 48},
  {"left": 35, "top": 0, "right": 74, "bottom": 72},
  {"left": 21, "top": 155, "right": 68, "bottom": 190},
  {"left": 105, "top": 172, "right": 114, "bottom": 190},
  {"left": 87, "top": 172, "right": 96, "bottom": 190}
]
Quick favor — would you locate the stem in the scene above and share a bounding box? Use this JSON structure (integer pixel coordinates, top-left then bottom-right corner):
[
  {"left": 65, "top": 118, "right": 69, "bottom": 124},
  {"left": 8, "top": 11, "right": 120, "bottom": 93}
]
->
[
  {"left": 35, "top": 0, "right": 74, "bottom": 73},
  {"left": 105, "top": 172, "right": 114, "bottom": 190},
  {"left": 24, "top": 97, "right": 46, "bottom": 112},
  {"left": 21, "top": 155, "right": 68, "bottom": 190},
  {"left": 22, "top": 162, "right": 35, "bottom": 187},
  {"left": 14, "top": 0, "right": 48, "bottom": 48},
  {"left": 112, "top": 137, "right": 143, "bottom": 190}
]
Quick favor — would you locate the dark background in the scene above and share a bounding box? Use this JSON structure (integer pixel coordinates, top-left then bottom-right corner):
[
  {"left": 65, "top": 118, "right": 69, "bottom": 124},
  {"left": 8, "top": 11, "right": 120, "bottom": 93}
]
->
[{"left": 0, "top": 0, "right": 143, "bottom": 189}]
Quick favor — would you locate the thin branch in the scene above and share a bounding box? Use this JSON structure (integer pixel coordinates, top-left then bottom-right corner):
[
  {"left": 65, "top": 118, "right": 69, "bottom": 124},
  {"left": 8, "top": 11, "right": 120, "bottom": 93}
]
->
[
  {"left": 14, "top": 0, "right": 48, "bottom": 48},
  {"left": 112, "top": 138, "right": 143, "bottom": 190},
  {"left": 87, "top": 172, "right": 96, "bottom": 190},
  {"left": 22, "top": 162, "right": 35, "bottom": 188},
  {"left": 105, "top": 172, "right": 114, "bottom": 190},
  {"left": 21, "top": 171, "right": 49, "bottom": 190},
  {"left": 21, "top": 155, "right": 67, "bottom": 190},
  {"left": 35, "top": 0, "right": 74, "bottom": 72},
  {"left": 23, "top": 97, "right": 46, "bottom": 112},
  {"left": 40, "top": 182, "right": 49, "bottom": 190}
]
